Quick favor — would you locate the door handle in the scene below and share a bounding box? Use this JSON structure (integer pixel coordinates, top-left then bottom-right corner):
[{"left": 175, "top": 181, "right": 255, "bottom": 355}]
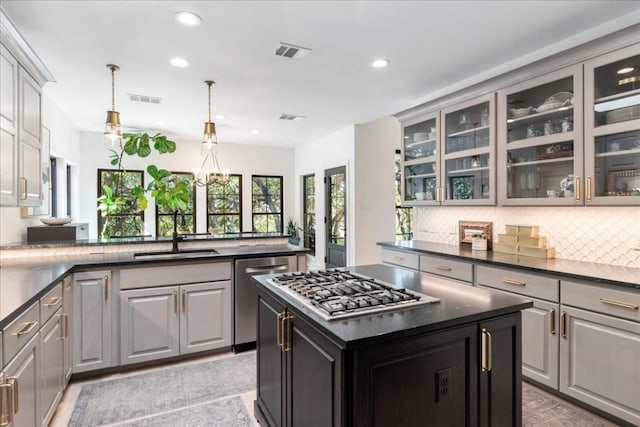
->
[
  {"left": 561, "top": 311, "right": 568, "bottom": 339},
  {"left": 502, "top": 278, "right": 526, "bottom": 287},
  {"left": 282, "top": 315, "right": 294, "bottom": 352},
  {"left": 20, "top": 178, "right": 27, "bottom": 200},
  {"left": 600, "top": 298, "right": 638, "bottom": 310},
  {"left": 586, "top": 176, "right": 592, "bottom": 202},
  {"left": 104, "top": 275, "right": 109, "bottom": 301},
  {"left": 13, "top": 321, "right": 38, "bottom": 336},
  {"left": 481, "top": 328, "right": 492, "bottom": 372},
  {"left": 574, "top": 176, "right": 580, "bottom": 201},
  {"left": 549, "top": 308, "right": 556, "bottom": 335},
  {"left": 173, "top": 291, "right": 178, "bottom": 314},
  {"left": 245, "top": 264, "right": 290, "bottom": 274},
  {"left": 436, "top": 265, "right": 452, "bottom": 271},
  {"left": 182, "top": 289, "right": 186, "bottom": 313},
  {"left": 0, "top": 382, "right": 11, "bottom": 426},
  {"left": 44, "top": 296, "right": 62, "bottom": 307},
  {"left": 6, "top": 377, "right": 17, "bottom": 415}
]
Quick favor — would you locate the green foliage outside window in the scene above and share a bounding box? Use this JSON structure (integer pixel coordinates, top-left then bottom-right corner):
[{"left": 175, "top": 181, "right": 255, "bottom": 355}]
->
[
  {"left": 97, "top": 169, "right": 144, "bottom": 238},
  {"left": 156, "top": 172, "right": 195, "bottom": 236},
  {"left": 208, "top": 174, "right": 242, "bottom": 233},
  {"left": 395, "top": 151, "right": 413, "bottom": 240},
  {"left": 252, "top": 176, "right": 283, "bottom": 233}
]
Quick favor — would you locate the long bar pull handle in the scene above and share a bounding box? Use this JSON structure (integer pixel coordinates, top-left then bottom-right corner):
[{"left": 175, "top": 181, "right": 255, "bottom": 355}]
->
[
  {"left": 104, "top": 275, "right": 109, "bottom": 301},
  {"left": 436, "top": 265, "right": 452, "bottom": 271},
  {"left": 0, "top": 382, "right": 11, "bottom": 426},
  {"left": 13, "top": 321, "right": 38, "bottom": 336},
  {"left": 600, "top": 298, "right": 639, "bottom": 310},
  {"left": 585, "top": 176, "right": 592, "bottom": 202},
  {"left": 561, "top": 311, "right": 568, "bottom": 339},
  {"left": 502, "top": 278, "right": 526, "bottom": 287},
  {"left": 245, "top": 264, "right": 291, "bottom": 274},
  {"left": 6, "top": 377, "right": 17, "bottom": 415},
  {"left": 282, "top": 315, "right": 294, "bottom": 352},
  {"left": 481, "top": 328, "right": 492, "bottom": 372},
  {"left": 44, "top": 296, "right": 62, "bottom": 307},
  {"left": 20, "top": 178, "right": 27, "bottom": 200},
  {"left": 63, "top": 313, "right": 69, "bottom": 339},
  {"left": 182, "top": 289, "right": 187, "bottom": 313},
  {"left": 574, "top": 176, "right": 580, "bottom": 201},
  {"left": 434, "top": 187, "right": 440, "bottom": 203},
  {"left": 276, "top": 312, "right": 284, "bottom": 349},
  {"left": 173, "top": 291, "right": 178, "bottom": 314},
  {"left": 549, "top": 309, "right": 556, "bottom": 335}
]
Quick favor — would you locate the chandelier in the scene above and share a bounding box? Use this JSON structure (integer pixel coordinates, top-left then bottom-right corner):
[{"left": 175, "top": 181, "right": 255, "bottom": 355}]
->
[{"left": 195, "top": 80, "right": 229, "bottom": 186}]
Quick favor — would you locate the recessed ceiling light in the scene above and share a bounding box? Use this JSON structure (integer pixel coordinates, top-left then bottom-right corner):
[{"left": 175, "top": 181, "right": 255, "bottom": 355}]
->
[
  {"left": 215, "top": 114, "right": 226, "bottom": 119},
  {"left": 170, "top": 57, "right": 189, "bottom": 68},
  {"left": 617, "top": 66, "right": 635, "bottom": 74},
  {"left": 251, "top": 130, "right": 260, "bottom": 135},
  {"left": 157, "top": 120, "right": 166, "bottom": 126},
  {"left": 372, "top": 58, "right": 390, "bottom": 68},
  {"left": 175, "top": 11, "right": 201, "bottom": 26}
]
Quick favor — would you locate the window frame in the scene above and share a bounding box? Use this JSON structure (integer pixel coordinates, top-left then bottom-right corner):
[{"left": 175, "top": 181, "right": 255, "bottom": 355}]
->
[
  {"left": 97, "top": 168, "right": 145, "bottom": 238},
  {"left": 155, "top": 171, "right": 196, "bottom": 237},
  {"left": 207, "top": 173, "right": 243, "bottom": 234},
  {"left": 302, "top": 174, "right": 316, "bottom": 254},
  {"left": 395, "top": 149, "right": 413, "bottom": 240},
  {"left": 251, "top": 174, "right": 284, "bottom": 233}
]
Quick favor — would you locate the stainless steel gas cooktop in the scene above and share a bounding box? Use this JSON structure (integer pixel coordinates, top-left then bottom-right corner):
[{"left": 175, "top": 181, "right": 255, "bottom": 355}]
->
[{"left": 268, "top": 270, "right": 439, "bottom": 320}]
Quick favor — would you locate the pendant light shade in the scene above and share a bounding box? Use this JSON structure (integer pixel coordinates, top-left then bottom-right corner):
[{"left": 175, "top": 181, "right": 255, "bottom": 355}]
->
[
  {"left": 202, "top": 80, "right": 217, "bottom": 152},
  {"left": 104, "top": 64, "right": 122, "bottom": 145},
  {"left": 195, "top": 80, "right": 228, "bottom": 186}
]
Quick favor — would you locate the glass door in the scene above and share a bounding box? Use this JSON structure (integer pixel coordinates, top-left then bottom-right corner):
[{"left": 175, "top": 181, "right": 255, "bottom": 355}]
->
[
  {"left": 584, "top": 43, "right": 640, "bottom": 205},
  {"left": 441, "top": 93, "right": 495, "bottom": 205},
  {"left": 325, "top": 166, "right": 346, "bottom": 268},
  {"left": 497, "top": 65, "right": 583, "bottom": 205},
  {"left": 401, "top": 112, "right": 441, "bottom": 204}
]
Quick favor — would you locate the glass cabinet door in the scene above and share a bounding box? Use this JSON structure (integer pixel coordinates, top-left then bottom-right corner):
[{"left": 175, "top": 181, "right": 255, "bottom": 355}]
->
[
  {"left": 584, "top": 43, "right": 640, "bottom": 205},
  {"left": 441, "top": 93, "right": 495, "bottom": 205},
  {"left": 497, "top": 65, "right": 583, "bottom": 205},
  {"left": 401, "top": 113, "right": 441, "bottom": 204}
]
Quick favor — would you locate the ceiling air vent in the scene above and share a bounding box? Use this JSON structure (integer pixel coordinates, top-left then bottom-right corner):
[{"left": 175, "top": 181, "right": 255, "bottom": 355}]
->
[
  {"left": 128, "top": 93, "right": 162, "bottom": 104},
  {"left": 278, "top": 113, "right": 306, "bottom": 121},
  {"left": 274, "top": 42, "right": 311, "bottom": 59}
]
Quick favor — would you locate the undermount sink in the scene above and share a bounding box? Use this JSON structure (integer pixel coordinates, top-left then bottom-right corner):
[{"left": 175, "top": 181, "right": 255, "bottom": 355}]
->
[{"left": 133, "top": 249, "right": 219, "bottom": 260}]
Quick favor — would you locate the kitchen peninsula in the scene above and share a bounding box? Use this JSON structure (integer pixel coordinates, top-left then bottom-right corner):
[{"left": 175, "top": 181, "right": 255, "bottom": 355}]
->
[{"left": 253, "top": 264, "right": 533, "bottom": 426}]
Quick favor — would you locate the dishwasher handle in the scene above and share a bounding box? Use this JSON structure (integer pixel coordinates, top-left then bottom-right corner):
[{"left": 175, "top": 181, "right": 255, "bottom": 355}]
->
[{"left": 244, "top": 264, "right": 292, "bottom": 274}]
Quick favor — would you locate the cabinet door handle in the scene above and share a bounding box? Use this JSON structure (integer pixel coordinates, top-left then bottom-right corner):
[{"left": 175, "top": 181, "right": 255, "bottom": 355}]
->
[
  {"left": 481, "top": 328, "right": 492, "bottom": 372},
  {"left": 6, "top": 377, "right": 17, "bottom": 415},
  {"left": 173, "top": 291, "right": 178, "bottom": 314},
  {"left": 276, "top": 312, "right": 284, "bottom": 349},
  {"left": 393, "top": 256, "right": 405, "bottom": 262},
  {"left": 282, "top": 315, "right": 294, "bottom": 352},
  {"left": 436, "top": 265, "right": 452, "bottom": 271},
  {"left": 44, "top": 296, "right": 62, "bottom": 307},
  {"left": 63, "top": 313, "right": 69, "bottom": 339},
  {"left": 549, "top": 309, "right": 556, "bottom": 335},
  {"left": 0, "top": 382, "right": 11, "bottom": 426},
  {"left": 502, "top": 278, "right": 526, "bottom": 287},
  {"left": 12, "top": 321, "right": 38, "bottom": 336},
  {"left": 104, "top": 275, "right": 109, "bottom": 301},
  {"left": 600, "top": 298, "right": 638, "bottom": 310},
  {"left": 561, "top": 311, "right": 568, "bottom": 339},
  {"left": 586, "top": 176, "right": 592, "bottom": 202},
  {"left": 182, "top": 289, "right": 187, "bottom": 313},
  {"left": 20, "top": 178, "right": 27, "bottom": 200},
  {"left": 574, "top": 176, "right": 581, "bottom": 201}
]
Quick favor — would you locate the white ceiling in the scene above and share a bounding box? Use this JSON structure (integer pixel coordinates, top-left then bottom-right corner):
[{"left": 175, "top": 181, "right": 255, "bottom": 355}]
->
[{"left": 2, "top": 1, "right": 639, "bottom": 148}]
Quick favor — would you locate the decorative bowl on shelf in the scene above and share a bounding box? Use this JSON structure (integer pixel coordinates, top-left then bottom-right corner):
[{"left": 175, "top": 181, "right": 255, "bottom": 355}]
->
[
  {"left": 510, "top": 106, "right": 533, "bottom": 118},
  {"left": 40, "top": 217, "right": 72, "bottom": 226}
]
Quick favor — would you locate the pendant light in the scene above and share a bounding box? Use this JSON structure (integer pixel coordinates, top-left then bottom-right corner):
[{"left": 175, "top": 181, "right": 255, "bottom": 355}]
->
[
  {"left": 202, "top": 80, "right": 217, "bottom": 154},
  {"left": 104, "top": 64, "right": 122, "bottom": 145},
  {"left": 195, "top": 80, "right": 228, "bottom": 186}
]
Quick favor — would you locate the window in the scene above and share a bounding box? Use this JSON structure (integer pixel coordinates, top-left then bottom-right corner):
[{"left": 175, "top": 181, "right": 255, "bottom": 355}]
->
[
  {"left": 50, "top": 157, "right": 57, "bottom": 217},
  {"left": 395, "top": 150, "right": 413, "bottom": 240},
  {"left": 252, "top": 175, "right": 283, "bottom": 233},
  {"left": 207, "top": 174, "right": 242, "bottom": 233},
  {"left": 302, "top": 174, "right": 315, "bottom": 253},
  {"left": 97, "top": 169, "right": 144, "bottom": 238},
  {"left": 155, "top": 172, "right": 196, "bottom": 236}
]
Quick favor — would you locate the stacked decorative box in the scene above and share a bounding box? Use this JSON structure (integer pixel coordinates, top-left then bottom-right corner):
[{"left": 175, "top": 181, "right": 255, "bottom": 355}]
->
[{"left": 493, "top": 224, "right": 555, "bottom": 259}]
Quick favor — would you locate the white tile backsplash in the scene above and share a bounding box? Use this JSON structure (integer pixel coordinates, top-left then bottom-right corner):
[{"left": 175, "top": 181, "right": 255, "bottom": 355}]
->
[{"left": 413, "top": 206, "right": 640, "bottom": 267}]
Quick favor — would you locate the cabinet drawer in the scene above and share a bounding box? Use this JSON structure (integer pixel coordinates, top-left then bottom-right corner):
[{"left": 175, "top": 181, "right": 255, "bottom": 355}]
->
[
  {"left": 2, "top": 301, "right": 39, "bottom": 364},
  {"left": 476, "top": 265, "right": 559, "bottom": 302},
  {"left": 419, "top": 254, "right": 473, "bottom": 283},
  {"left": 381, "top": 249, "right": 419, "bottom": 270},
  {"left": 40, "top": 282, "right": 63, "bottom": 324},
  {"left": 120, "top": 261, "right": 232, "bottom": 289},
  {"left": 562, "top": 280, "right": 640, "bottom": 322}
]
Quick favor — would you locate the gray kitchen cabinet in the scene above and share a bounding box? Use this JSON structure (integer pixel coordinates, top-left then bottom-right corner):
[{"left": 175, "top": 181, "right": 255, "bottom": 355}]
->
[
  {"left": 0, "top": 43, "right": 19, "bottom": 206},
  {"left": 72, "top": 270, "right": 112, "bottom": 373},
  {"left": 62, "top": 276, "right": 72, "bottom": 385},
  {"left": 420, "top": 253, "right": 473, "bottom": 284},
  {"left": 380, "top": 247, "right": 419, "bottom": 271},
  {"left": 560, "top": 280, "right": 640, "bottom": 425},
  {"left": 39, "top": 309, "right": 64, "bottom": 427},
  {"left": 180, "top": 281, "right": 231, "bottom": 354},
  {"left": 1, "top": 333, "right": 40, "bottom": 426}
]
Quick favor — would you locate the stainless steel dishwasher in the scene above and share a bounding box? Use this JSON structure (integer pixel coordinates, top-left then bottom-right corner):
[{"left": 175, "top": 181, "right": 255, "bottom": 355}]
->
[{"left": 234, "top": 255, "right": 298, "bottom": 351}]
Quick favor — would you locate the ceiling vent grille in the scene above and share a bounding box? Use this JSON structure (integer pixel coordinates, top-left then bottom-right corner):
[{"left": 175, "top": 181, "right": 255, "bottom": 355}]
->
[
  {"left": 128, "top": 93, "right": 162, "bottom": 104},
  {"left": 274, "top": 42, "right": 311, "bottom": 59},
  {"left": 278, "top": 113, "right": 306, "bottom": 121}
]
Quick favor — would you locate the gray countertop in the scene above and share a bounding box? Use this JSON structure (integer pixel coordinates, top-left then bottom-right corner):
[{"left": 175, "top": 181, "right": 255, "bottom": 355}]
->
[
  {"left": 378, "top": 241, "right": 640, "bottom": 289},
  {"left": 0, "top": 244, "right": 308, "bottom": 329},
  {"left": 254, "top": 264, "right": 533, "bottom": 349}
]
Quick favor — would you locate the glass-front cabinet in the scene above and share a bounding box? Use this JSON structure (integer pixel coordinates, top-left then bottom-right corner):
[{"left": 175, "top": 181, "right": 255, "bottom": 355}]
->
[
  {"left": 584, "top": 43, "right": 640, "bottom": 205},
  {"left": 497, "top": 65, "right": 583, "bottom": 205},
  {"left": 441, "top": 93, "right": 496, "bottom": 205},
  {"left": 402, "top": 112, "right": 440, "bottom": 205}
]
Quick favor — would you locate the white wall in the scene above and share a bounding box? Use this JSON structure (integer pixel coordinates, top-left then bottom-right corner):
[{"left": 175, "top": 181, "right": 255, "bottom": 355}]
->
[
  {"left": 353, "top": 116, "right": 400, "bottom": 265},
  {"left": 294, "top": 126, "right": 355, "bottom": 269},
  {"left": 78, "top": 132, "right": 295, "bottom": 238}
]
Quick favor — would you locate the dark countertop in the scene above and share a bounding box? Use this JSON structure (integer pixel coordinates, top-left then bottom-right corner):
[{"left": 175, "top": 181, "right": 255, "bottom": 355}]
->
[
  {"left": 254, "top": 263, "right": 533, "bottom": 349},
  {"left": 0, "top": 244, "right": 308, "bottom": 329},
  {"left": 378, "top": 241, "right": 640, "bottom": 290}
]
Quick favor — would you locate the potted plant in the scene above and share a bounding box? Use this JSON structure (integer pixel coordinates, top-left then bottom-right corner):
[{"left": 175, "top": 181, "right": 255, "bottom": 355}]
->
[{"left": 287, "top": 218, "right": 300, "bottom": 245}]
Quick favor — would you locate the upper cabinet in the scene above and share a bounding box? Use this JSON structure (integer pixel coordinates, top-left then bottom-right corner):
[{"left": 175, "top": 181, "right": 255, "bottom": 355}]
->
[
  {"left": 401, "top": 93, "right": 496, "bottom": 206},
  {"left": 497, "top": 65, "right": 583, "bottom": 206},
  {"left": 584, "top": 43, "right": 640, "bottom": 205}
]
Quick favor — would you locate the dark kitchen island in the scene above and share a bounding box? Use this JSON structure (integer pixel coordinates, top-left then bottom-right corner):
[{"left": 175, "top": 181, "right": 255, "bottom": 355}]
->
[{"left": 252, "top": 264, "right": 533, "bottom": 427}]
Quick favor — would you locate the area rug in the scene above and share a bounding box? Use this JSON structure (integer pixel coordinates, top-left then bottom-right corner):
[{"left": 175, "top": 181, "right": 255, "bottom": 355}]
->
[{"left": 69, "top": 352, "right": 256, "bottom": 426}]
